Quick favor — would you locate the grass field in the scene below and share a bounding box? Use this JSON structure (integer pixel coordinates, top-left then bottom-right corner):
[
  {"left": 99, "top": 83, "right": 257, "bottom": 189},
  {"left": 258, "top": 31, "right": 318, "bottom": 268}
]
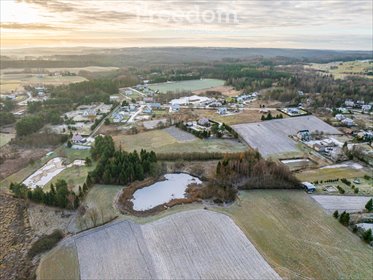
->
[
  {"left": 44, "top": 164, "right": 95, "bottom": 193},
  {"left": 296, "top": 165, "right": 368, "bottom": 182},
  {"left": 112, "top": 128, "right": 247, "bottom": 154},
  {"left": 0, "top": 73, "right": 87, "bottom": 93},
  {"left": 37, "top": 241, "right": 79, "bottom": 280},
  {"left": 0, "top": 133, "right": 14, "bottom": 147},
  {"left": 77, "top": 184, "right": 123, "bottom": 229},
  {"left": 148, "top": 79, "right": 225, "bottom": 93},
  {"left": 194, "top": 109, "right": 274, "bottom": 125},
  {"left": 307, "top": 60, "right": 373, "bottom": 79},
  {"left": 221, "top": 190, "right": 373, "bottom": 279}
]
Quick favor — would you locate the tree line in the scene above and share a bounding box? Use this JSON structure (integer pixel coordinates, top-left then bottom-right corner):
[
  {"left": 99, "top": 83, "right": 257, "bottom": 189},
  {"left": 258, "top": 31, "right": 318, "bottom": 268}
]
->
[
  {"left": 10, "top": 179, "right": 80, "bottom": 209},
  {"left": 216, "top": 150, "right": 301, "bottom": 189}
]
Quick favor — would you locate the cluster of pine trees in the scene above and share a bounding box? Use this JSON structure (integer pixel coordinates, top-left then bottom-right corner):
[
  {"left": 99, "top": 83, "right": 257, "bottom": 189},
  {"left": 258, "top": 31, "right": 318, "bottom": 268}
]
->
[
  {"left": 10, "top": 179, "right": 80, "bottom": 209},
  {"left": 89, "top": 135, "right": 157, "bottom": 185}
]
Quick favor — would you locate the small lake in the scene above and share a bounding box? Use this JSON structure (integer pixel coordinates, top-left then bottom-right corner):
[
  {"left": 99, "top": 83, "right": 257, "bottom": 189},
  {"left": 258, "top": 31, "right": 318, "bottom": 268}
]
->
[{"left": 131, "top": 173, "right": 202, "bottom": 211}]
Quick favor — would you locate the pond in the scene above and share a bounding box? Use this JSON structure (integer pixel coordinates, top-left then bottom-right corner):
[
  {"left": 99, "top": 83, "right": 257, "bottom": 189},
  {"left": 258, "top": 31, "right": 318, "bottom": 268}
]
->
[{"left": 131, "top": 173, "right": 202, "bottom": 211}]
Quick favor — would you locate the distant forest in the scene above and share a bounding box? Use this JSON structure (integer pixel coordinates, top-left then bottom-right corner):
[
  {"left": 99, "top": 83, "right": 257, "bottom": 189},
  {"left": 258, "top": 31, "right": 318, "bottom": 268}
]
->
[{"left": 1, "top": 47, "right": 372, "bottom": 68}]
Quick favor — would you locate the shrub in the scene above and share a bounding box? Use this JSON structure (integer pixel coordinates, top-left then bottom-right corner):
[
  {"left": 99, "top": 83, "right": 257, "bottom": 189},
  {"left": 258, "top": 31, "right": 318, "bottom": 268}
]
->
[
  {"left": 354, "top": 188, "right": 359, "bottom": 194},
  {"left": 337, "top": 185, "right": 345, "bottom": 194},
  {"left": 333, "top": 210, "right": 339, "bottom": 218},
  {"left": 362, "top": 229, "right": 373, "bottom": 243},
  {"left": 28, "top": 230, "right": 64, "bottom": 258},
  {"left": 352, "top": 225, "right": 358, "bottom": 233},
  {"left": 339, "top": 211, "right": 350, "bottom": 226}
]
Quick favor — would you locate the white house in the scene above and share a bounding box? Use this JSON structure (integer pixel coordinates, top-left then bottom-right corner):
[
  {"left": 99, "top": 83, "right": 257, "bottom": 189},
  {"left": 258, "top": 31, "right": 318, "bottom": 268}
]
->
[
  {"left": 217, "top": 107, "right": 227, "bottom": 115},
  {"left": 341, "top": 118, "right": 354, "bottom": 127},
  {"left": 345, "top": 100, "right": 355, "bottom": 108},
  {"left": 335, "top": 114, "right": 346, "bottom": 121}
]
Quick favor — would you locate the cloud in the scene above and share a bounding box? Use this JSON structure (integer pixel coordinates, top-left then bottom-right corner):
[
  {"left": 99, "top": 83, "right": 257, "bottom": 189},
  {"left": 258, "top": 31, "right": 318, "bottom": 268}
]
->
[
  {"left": 1, "top": 22, "right": 67, "bottom": 30},
  {"left": 3, "top": 0, "right": 372, "bottom": 50}
]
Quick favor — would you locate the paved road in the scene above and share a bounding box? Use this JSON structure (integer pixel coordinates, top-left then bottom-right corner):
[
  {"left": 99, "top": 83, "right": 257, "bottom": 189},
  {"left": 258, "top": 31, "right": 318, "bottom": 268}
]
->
[
  {"left": 90, "top": 104, "right": 120, "bottom": 137},
  {"left": 128, "top": 105, "right": 145, "bottom": 123},
  {"left": 17, "top": 91, "right": 32, "bottom": 106}
]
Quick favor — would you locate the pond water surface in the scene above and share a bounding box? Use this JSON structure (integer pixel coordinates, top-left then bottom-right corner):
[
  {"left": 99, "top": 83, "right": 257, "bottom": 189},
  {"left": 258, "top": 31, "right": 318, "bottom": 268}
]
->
[{"left": 131, "top": 173, "right": 202, "bottom": 211}]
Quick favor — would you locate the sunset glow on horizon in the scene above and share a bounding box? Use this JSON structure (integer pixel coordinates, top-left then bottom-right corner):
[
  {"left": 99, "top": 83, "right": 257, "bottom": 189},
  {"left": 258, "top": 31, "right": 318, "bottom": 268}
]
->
[{"left": 1, "top": 0, "right": 372, "bottom": 50}]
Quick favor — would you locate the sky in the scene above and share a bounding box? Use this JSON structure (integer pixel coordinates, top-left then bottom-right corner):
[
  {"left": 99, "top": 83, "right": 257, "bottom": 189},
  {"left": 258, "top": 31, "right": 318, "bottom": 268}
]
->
[{"left": 0, "top": 0, "right": 372, "bottom": 50}]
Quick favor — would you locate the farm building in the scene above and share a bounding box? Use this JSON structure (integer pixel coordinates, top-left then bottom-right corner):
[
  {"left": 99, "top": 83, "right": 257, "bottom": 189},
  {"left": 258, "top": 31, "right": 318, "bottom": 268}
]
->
[{"left": 302, "top": 182, "right": 316, "bottom": 193}]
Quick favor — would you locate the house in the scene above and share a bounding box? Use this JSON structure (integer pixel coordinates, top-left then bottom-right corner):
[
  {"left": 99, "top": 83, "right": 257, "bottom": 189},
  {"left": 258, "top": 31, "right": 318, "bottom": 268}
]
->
[
  {"left": 129, "top": 104, "right": 137, "bottom": 112},
  {"left": 124, "top": 89, "right": 133, "bottom": 95},
  {"left": 313, "top": 143, "right": 325, "bottom": 152},
  {"left": 143, "top": 106, "right": 153, "bottom": 114},
  {"left": 148, "top": 103, "right": 161, "bottom": 109},
  {"left": 341, "top": 118, "right": 354, "bottom": 127},
  {"left": 302, "top": 182, "right": 316, "bottom": 193},
  {"left": 170, "top": 104, "right": 180, "bottom": 112},
  {"left": 236, "top": 94, "right": 251, "bottom": 103},
  {"left": 297, "top": 130, "right": 311, "bottom": 141},
  {"left": 208, "top": 101, "right": 223, "bottom": 108},
  {"left": 362, "top": 104, "right": 372, "bottom": 112},
  {"left": 110, "top": 95, "right": 120, "bottom": 102},
  {"left": 288, "top": 108, "right": 300, "bottom": 115},
  {"left": 335, "top": 114, "right": 346, "bottom": 121},
  {"left": 217, "top": 107, "right": 227, "bottom": 115},
  {"left": 198, "top": 118, "right": 210, "bottom": 127},
  {"left": 72, "top": 134, "right": 86, "bottom": 144},
  {"left": 337, "top": 107, "right": 349, "bottom": 114},
  {"left": 345, "top": 100, "right": 355, "bottom": 108},
  {"left": 143, "top": 97, "right": 154, "bottom": 103}
]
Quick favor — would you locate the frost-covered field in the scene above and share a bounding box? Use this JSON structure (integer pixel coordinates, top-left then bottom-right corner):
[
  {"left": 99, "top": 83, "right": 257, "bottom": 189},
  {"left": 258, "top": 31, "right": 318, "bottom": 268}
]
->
[
  {"left": 232, "top": 116, "right": 342, "bottom": 156},
  {"left": 40, "top": 210, "right": 280, "bottom": 279},
  {"left": 311, "top": 195, "right": 373, "bottom": 213}
]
